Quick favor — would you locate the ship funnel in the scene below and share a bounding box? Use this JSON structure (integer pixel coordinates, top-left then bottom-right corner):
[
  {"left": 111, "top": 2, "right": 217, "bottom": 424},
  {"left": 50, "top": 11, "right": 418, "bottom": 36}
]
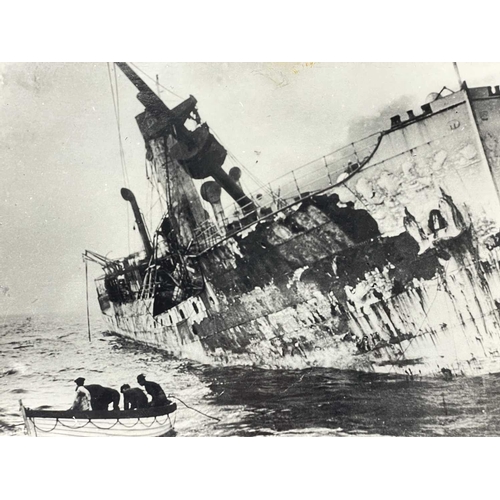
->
[
  {"left": 200, "top": 181, "right": 226, "bottom": 234},
  {"left": 121, "top": 188, "right": 153, "bottom": 258}
]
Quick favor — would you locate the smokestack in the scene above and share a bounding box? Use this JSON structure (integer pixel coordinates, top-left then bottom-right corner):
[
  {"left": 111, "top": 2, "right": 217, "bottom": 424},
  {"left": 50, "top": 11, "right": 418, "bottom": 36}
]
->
[
  {"left": 200, "top": 181, "right": 226, "bottom": 234},
  {"left": 121, "top": 188, "right": 153, "bottom": 258}
]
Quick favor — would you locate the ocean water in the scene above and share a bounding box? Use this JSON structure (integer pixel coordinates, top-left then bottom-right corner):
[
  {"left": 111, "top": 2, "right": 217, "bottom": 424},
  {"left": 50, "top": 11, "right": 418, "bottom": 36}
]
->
[{"left": 2, "top": 313, "right": 500, "bottom": 437}]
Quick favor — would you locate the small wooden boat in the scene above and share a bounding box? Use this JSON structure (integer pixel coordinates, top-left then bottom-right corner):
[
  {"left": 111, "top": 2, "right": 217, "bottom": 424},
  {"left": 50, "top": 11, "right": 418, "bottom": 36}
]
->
[{"left": 19, "top": 399, "right": 177, "bottom": 437}]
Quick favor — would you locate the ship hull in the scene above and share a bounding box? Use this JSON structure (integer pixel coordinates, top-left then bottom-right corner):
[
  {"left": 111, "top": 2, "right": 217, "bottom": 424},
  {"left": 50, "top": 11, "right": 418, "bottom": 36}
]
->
[
  {"left": 96, "top": 84, "right": 500, "bottom": 379},
  {"left": 101, "top": 294, "right": 500, "bottom": 378},
  {"left": 101, "top": 225, "right": 500, "bottom": 378}
]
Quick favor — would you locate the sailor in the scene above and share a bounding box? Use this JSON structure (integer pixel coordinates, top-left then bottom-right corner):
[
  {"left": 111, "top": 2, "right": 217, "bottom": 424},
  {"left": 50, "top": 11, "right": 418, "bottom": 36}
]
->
[
  {"left": 69, "top": 377, "right": 92, "bottom": 411},
  {"left": 137, "top": 374, "right": 171, "bottom": 407},
  {"left": 85, "top": 383, "right": 121, "bottom": 411},
  {"left": 120, "top": 384, "right": 149, "bottom": 410}
]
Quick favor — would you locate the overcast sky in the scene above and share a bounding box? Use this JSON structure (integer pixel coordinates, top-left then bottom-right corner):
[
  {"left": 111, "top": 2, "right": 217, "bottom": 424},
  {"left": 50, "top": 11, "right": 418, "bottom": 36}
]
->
[{"left": 1, "top": 62, "right": 500, "bottom": 317}]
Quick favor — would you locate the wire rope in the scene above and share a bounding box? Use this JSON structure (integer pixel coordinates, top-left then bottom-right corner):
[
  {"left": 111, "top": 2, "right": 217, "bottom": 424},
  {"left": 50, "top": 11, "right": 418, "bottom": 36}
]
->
[{"left": 129, "top": 62, "right": 184, "bottom": 100}]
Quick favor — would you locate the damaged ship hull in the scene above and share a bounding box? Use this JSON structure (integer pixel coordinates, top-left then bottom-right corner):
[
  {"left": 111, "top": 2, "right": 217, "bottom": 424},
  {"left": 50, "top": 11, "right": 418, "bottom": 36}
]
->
[
  {"left": 102, "top": 219, "right": 500, "bottom": 377},
  {"left": 92, "top": 65, "right": 500, "bottom": 378}
]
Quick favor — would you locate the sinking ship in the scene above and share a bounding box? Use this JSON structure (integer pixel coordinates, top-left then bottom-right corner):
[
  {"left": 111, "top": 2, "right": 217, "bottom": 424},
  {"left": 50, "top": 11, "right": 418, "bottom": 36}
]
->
[{"left": 85, "top": 62, "right": 500, "bottom": 377}]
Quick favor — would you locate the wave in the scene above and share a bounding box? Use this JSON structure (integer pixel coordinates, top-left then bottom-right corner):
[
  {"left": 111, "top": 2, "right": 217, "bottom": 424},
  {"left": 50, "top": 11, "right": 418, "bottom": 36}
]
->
[
  {"left": 1, "top": 368, "right": 18, "bottom": 377},
  {"left": 57, "top": 332, "right": 77, "bottom": 339},
  {"left": 0, "top": 418, "right": 18, "bottom": 433}
]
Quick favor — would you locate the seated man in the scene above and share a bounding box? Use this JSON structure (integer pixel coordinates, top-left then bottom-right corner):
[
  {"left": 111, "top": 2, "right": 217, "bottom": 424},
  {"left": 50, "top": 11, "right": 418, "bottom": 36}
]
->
[
  {"left": 137, "top": 374, "right": 171, "bottom": 407},
  {"left": 69, "top": 377, "right": 91, "bottom": 411},
  {"left": 120, "top": 384, "right": 148, "bottom": 410},
  {"left": 85, "top": 384, "right": 120, "bottom": 411}
]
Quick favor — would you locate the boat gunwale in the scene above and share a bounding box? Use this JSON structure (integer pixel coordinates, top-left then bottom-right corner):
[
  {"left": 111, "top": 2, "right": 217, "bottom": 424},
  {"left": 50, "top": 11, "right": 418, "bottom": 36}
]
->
[{"left": 24, "top": 402, "right": 177, "bottom": 420}]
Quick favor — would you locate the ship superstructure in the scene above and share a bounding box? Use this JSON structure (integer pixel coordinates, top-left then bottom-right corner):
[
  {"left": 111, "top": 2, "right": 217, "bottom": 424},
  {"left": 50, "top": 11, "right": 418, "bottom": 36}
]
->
[{"left": 86, "top": 63, "right": 500, "bottom": 377}]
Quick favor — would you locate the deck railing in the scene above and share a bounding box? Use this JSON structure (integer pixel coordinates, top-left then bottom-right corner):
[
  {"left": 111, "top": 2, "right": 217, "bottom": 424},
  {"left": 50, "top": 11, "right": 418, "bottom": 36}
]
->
[{"left": 192, "top": 132, "right": 382, "bottom": 253}]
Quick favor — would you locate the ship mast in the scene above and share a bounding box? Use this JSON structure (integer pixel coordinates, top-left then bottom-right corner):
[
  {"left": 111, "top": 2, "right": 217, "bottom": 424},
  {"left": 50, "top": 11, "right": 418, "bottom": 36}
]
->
[{"left": 453, "top": 62, "right": 464, "bottom": 89}]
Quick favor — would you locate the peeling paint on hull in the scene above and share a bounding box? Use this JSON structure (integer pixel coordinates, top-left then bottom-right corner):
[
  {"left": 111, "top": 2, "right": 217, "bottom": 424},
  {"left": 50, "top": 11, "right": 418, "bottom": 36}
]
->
[
  {"left": 101, "top": 225, "right": 500, "bottom": 378},
  {"left": 96, "top": 84, "right": 500, "bottom": 379}
]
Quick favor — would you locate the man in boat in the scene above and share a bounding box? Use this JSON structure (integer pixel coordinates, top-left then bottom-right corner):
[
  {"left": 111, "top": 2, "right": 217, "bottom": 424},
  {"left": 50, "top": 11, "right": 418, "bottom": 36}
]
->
[
  {"left": 137, "top": 374, "right": 171, "bottom": 407},
  {"left": 120, "top": 384, "right": 149, "bottom": 410},
  {"left": 85, "top": 383, "right": 121, "bottom": 411},
  {"left": 69, "top": 377, "right": 92, "bottom": 411}
]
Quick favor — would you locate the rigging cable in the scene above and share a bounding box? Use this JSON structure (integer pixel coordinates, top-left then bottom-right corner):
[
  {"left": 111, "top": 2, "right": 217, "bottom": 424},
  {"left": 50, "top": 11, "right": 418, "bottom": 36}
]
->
[
  {"left": 127, "top": 63, "right": 276, "bottom": 240},
  {"left": 106, "top": 63, "right": 130, "bottom": 188},
  {"left": 129, "top": 62, "right": 184, "bottom": 100},
  {"left": 142, "top": 155, "right": 169, "bottom": 235},
  {"left": 130, "top": 62, "right": 270, "bottom": 196},
  {"left": 85, "top": 258, "right": 91, "bottom": 342},
  {"left": 169, "top": 395, "right": 221, "bottom": 422},
  {"left": 228, "top": 146, "right": 269, "bottom": 191},
  {"left": 113, "top": 66, "right": 131, "bottom": 188},
  {"left": 107, "top": 62, "right": 132, "bottom": 253}
]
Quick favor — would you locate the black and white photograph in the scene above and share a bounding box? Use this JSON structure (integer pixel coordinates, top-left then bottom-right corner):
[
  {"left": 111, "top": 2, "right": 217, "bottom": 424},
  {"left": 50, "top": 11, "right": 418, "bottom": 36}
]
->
[
  {"left": 5, "top": 4, "right": 500, "bottom": 498},
  {"left": 4, "top": 61, "right": 500, "bottom": 441},
  {"left": 9, "top": 11, "right": 500, "bottom": 499}
]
